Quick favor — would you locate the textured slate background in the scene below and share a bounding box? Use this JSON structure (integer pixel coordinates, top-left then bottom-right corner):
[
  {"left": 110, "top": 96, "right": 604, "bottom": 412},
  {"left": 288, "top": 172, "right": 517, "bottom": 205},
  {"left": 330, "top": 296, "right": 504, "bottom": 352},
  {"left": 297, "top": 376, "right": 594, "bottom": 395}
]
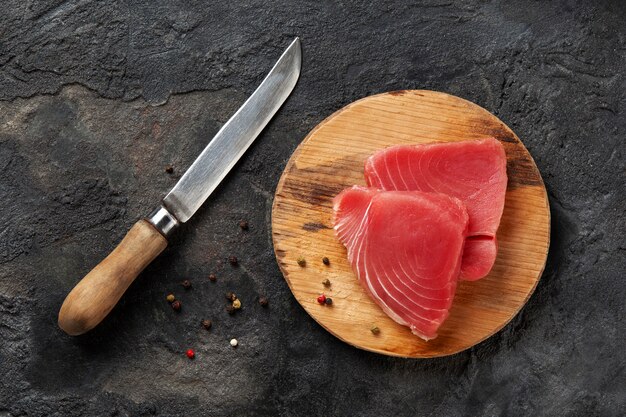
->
[{"left": 0, "top": 1, "right": 624, "bottom": 416}]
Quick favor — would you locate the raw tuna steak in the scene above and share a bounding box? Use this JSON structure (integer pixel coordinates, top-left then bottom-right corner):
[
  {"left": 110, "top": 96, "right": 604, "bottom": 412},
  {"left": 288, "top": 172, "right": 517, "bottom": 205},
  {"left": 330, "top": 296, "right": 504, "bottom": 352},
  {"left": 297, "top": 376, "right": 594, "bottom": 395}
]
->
[
  {"left": 333, "top": 186, "right": 469, "bottom": 340},
  {"left": 364, "top": 138, "right": 507, "bottom": 280}
]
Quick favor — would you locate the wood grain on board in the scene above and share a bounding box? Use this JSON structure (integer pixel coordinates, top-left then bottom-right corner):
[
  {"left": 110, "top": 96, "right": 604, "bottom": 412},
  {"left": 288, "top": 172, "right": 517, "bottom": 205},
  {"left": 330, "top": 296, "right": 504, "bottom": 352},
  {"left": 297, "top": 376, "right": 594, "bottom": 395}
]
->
[{"left": 272, "top": 90, "right": 550, "bottom": 358}]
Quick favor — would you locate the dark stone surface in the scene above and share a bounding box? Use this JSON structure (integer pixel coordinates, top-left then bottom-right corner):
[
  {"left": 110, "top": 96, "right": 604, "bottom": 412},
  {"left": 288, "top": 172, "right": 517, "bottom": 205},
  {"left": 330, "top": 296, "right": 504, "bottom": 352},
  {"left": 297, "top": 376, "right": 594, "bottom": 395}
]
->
[{"left": 0, "top": 1, "right": 624, "bottom": 416}]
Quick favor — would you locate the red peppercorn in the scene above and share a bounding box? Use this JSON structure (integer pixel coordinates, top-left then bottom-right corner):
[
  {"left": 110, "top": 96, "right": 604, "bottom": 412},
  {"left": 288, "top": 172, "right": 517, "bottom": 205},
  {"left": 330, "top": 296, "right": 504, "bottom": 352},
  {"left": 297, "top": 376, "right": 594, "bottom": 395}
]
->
[
  {"left": 171, "top": 300, "right": 181, "bottom": 311},
  {"left": 186, "top": 349, "right": 195, "bottom": 359},
  {"left": 317, "top": 294, "right": 326, "bottom": 304}
]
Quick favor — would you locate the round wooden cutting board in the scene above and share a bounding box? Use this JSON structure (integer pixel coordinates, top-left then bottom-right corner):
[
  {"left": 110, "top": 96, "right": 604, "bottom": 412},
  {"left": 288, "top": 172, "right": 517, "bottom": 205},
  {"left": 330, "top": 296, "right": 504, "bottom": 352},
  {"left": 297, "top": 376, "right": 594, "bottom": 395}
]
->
[{"left": 271, "top": 90, "right": 550, "bottom": 358}]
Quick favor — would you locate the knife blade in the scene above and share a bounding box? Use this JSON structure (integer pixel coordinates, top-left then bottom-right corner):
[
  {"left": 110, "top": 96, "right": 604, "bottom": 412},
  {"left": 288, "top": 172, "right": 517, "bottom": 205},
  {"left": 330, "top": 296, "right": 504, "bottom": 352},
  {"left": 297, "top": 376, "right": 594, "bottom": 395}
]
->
[
  {"left": 164, "top": 37, "right": 301, "bottom": 223},
  {"left": 58, "top": 38, "right": 301, "bottom": 335}
]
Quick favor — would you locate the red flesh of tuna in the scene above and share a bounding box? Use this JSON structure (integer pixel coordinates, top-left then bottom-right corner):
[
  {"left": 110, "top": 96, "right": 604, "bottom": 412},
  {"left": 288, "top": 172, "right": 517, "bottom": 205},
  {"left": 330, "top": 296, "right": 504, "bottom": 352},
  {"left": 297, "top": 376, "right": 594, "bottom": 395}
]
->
[
  {"left": 333, "top": 186, "right": 469, "bottom": 340},
  {"left": 364, "top": 138, "right": 507, "bottom": 280}
]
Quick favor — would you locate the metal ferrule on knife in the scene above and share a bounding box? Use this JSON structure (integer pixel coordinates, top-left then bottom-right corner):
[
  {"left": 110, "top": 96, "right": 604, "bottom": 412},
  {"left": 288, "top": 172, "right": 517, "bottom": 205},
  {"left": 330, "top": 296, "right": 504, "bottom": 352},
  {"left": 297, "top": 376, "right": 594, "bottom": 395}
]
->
[{"left": 146, "top": 205, "right": 180, "bottom": 238}]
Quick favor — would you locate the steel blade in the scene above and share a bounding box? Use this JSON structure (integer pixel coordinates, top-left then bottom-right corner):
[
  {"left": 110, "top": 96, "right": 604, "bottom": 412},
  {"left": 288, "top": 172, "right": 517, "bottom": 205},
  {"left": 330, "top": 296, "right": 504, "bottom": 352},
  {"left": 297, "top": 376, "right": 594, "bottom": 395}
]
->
[{"left": 163, "top": 38, "right": 301, "bottom": 222}]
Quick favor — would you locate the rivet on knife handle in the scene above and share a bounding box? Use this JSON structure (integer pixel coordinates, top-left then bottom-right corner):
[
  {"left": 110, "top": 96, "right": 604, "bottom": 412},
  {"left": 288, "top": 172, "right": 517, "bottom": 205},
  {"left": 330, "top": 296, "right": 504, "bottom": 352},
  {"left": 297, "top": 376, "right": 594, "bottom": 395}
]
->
[{"left": 57, "top": 38, "right": 301, "bottom": 335}]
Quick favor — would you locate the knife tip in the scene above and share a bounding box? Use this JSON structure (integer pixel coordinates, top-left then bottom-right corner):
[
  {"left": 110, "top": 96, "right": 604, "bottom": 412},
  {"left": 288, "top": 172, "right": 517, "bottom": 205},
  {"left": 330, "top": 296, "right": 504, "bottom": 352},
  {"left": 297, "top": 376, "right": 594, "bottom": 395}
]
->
[{"left": 289, "top": 37, "right": 302, "bottom": 68}]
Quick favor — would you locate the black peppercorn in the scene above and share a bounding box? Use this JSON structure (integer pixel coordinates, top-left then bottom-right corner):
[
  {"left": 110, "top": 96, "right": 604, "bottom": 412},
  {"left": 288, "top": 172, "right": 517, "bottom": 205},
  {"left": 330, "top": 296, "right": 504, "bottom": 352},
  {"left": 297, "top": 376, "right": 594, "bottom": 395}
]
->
[
  {"left": 225, "top": 292, "right": 237, "bottom": 301},
  {"left": 239, "top": 220, "right": 249, "bottom": 230},
  {"left": 171, "top": 300, "right": 181, "bottom": 311},
  {"left": 208, "top": 274, "right": 217, "bottom": 282},
  {"left": 325, "top": 297, "right": 333, "bottom": 305},
  {"left": 181, "top": 280, "right": 192, "bottom": 289},
  {"left": 165, "top": 165, "right": 174, "bottom": 174},
  {"left": 258, "top": 296, "right": 268, "bottom": 307},
  {"left": 322, "top": 257, "right": 330, "bottom": 265},
  {"left": 201, "top": 319, "right": 212, "bottom": 330},
  {"left": 228, "top": 256, "right": 238, "bottom": 266},
  {"left": 225, "top": 305, "right": 236, "bottom": 315}
]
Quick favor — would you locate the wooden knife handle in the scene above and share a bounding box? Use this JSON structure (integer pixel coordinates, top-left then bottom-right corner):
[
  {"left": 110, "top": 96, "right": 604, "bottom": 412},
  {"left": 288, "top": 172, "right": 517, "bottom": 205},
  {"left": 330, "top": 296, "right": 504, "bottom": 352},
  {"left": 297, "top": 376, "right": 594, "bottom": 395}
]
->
[{"left": 58, "top": 220, "right": 167, "bottom": 336}]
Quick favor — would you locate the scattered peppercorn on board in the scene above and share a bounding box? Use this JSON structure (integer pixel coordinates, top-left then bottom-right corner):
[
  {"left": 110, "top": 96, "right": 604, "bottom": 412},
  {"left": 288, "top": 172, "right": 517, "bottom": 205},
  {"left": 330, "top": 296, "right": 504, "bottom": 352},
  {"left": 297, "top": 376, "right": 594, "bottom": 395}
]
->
[{"left": 271, "top": 90, "right": 550, "bottom": 358}]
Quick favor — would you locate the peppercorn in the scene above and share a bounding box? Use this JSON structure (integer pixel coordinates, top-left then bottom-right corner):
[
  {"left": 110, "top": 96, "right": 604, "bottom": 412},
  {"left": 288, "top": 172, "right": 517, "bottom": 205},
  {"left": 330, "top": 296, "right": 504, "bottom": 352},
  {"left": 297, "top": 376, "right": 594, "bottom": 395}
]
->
[
  {"left": 165, "top": 165, "right": 174, "bottom": 174},
  {"left": 208, "top": 273, "right": 217, "bottom": 282},
  {"left": 171, "top": 300, "right": 181, "bottom": 311},
  {"left": 258, "top": 296, "right": 268, "bottom": 307},
  {"left": 225, "top": 305, "right": 236, "bottom": 315},
  {"left": 322, "top": 257, "right": 330, "bottom": 266},
  {"left": 181, "top": 279, "right": 192, "bottom": 289},
  {"left": 230, "top": 338, "right": 238, "bottom": 347},
  {"left": 239, "top": 220, "right": 249, "bottom": 230},
  {"left": 371, "top": 326, "right": 380, "bottom": 335},
  {"left": 322, "top": 279, "right": 331, "bottom": 287},
  {"left": 317, "top": 294, "right": 326, "bottom": 304},
  {"left": 225, "top": 292, "right": 237, "bottom": 301},
  {"left": 228, "top": 256, "right": 238, "bottom": 266},
  {"left": 297, "top": 256, "right": 306, "bottom": 267},
  {"left": 186, "top": 349, "right": 195, "bottom": 359},
  {"left": 325, "top": 297, "right": 333, "bottom": 305},
  {"left": 232, "top": 299, "right": 241, "bottom": 310},
  {"left": 201, "top": 319, "right": 212, "bottom": 330},
  {"left": 166, "top": 293, "right": 175, "bottom": 303}
]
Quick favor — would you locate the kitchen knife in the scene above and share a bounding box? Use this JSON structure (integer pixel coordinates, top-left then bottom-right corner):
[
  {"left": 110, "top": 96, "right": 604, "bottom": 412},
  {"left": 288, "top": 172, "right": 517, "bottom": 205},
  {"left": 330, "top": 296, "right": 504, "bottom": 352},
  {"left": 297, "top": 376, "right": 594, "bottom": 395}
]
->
[{"left": 58, "top": 38, "right": 301, "bottom": 336}]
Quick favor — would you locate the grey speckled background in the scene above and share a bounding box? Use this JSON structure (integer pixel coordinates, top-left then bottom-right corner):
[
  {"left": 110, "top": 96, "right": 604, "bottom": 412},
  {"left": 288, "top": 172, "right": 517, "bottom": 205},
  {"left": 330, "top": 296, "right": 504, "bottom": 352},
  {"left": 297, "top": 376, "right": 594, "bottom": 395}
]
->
[{"left": 0, "top": 1, "right": 624, "bottom": 416}]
